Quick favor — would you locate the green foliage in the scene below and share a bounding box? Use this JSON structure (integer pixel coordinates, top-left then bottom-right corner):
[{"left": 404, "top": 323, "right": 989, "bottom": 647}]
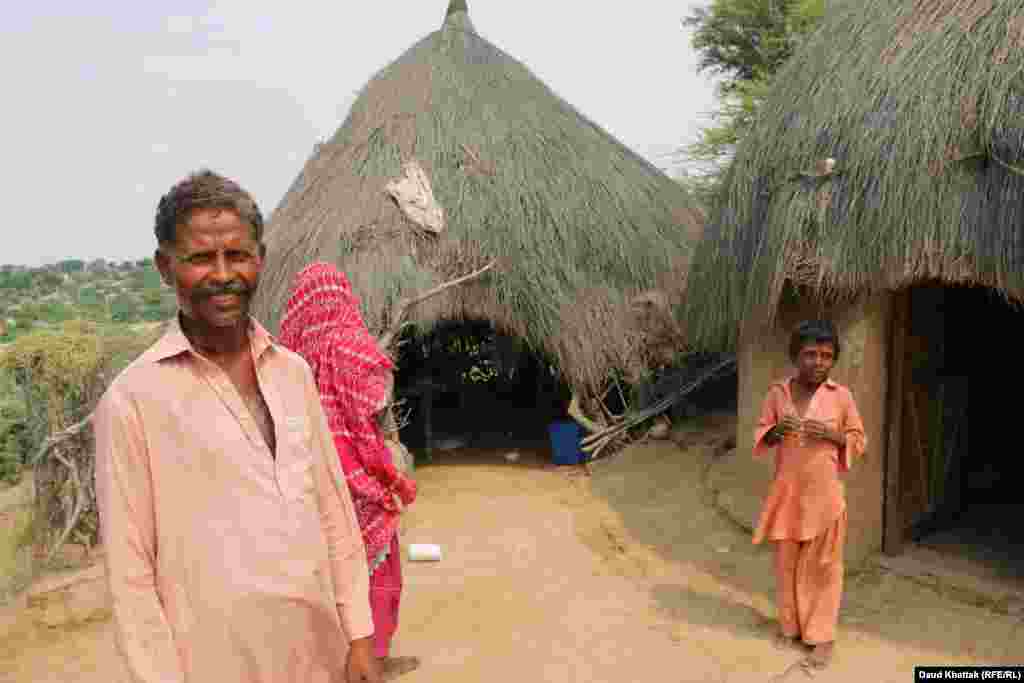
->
[
  {"left": 35, "top": 272, "right": 64, "bottom": 295},
  {"left": 141, "top": 266, "right": 162, "bottom": 289},
  {"left": 0, "top": 272, "right": 32, "bottom": 291},
  {"left": 0, "top": 322, "right": 106, "bottom": 443},
  {"left": 128, "top": 265, "right": 163, "bottom": 292},
  {"left": 0, "top": 370, "right": 29, "bottom": 485},
  {"left": 0, "top": 321, "right": 162, "bottom": 553},
  {"left": 140, "top": 289, "right": 163, "bottom": 307},
  {"left": 684, "top": 0, "right": 825, "bottom": 89},
  {"left": 681, "top": 0, "right": 825, "bottom": 191},
  {"left": 0, "top": 259, "right": 171, "bottom": 341},
  {"left": 78, "top": 285, "right": 100, "bottom": 307},
  {"left": 57, "top": 260, "right": 85, "bottom": 274},
  {"left": 109, "top": 294, "right": 140, "bottom": 323},
  {"left": 0, "top": 320, "right": 161, "bottom": 459}
]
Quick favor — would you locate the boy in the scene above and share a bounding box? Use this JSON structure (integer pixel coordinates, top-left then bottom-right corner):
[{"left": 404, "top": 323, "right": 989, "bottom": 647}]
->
[{"left": 752, "top": 319, "right": 866, "bottom": 669}]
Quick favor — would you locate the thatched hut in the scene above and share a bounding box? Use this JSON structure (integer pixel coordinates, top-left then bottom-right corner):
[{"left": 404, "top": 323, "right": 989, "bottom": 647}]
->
[
  {"left": 253, "top": 1, "right": 702, "bottom": 423},
  {"left": 685, "top": 0, "right": 1024, "bottom": 565}
]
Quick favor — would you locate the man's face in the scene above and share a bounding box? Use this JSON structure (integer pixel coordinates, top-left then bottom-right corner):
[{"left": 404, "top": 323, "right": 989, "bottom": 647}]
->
[
  {"left": 155, "top": 208, "right": 265, "bottom": 330},
  {"left": 795, "top": 341, "right": 835, "bottom": 386}
]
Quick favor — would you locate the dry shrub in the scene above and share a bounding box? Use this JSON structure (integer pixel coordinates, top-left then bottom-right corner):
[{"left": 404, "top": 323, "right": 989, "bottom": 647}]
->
[{"left": 0, "top": 321, "right": 161, "bottom": 558}]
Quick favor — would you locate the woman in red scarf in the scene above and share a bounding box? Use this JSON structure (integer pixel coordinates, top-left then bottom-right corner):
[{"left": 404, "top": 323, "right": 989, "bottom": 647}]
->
[{"left": 280, "top": 262, "right": 419, "bottom": 681}]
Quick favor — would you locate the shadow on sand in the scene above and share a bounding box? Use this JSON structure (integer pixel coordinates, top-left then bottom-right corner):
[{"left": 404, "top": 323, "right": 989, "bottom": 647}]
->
[{"left": 586, "top": 412, "right": 1024, "bottom": 665}]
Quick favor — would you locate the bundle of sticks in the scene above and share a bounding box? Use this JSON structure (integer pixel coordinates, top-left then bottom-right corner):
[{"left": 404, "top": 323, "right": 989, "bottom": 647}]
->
[{"left": 579, "top": 355, "right": 737, "bottom": 460}]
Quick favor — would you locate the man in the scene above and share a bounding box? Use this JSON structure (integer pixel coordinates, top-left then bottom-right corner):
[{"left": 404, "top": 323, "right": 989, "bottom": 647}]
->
[
  {"left": 94, "top": 170, "right": 381, "bottom": 683},
  {"left": 752, "top": 319, "right": 866, "bottom": 669}
]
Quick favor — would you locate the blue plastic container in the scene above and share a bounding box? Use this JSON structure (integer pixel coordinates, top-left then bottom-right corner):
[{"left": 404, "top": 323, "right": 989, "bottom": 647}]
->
[{"left": 548, "top": 420, "right": 586, "bottom": 465}]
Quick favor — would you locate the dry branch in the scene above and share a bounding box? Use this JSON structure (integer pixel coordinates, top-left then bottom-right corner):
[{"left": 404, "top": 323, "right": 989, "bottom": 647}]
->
[
  {"left": 581, "top": 356, "right": 737, "bottom": 459},
  {"left": 30, "top": 413, "right": 93, "bottom": 465},
  {"left": 48, "top": 448, "right": 87, "bottom": 563},
  {"left": 378, "top": 259, "right": 497, "bottom": 350}
]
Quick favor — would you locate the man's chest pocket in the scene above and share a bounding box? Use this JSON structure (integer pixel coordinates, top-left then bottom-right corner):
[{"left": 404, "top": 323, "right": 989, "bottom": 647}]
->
[{"left": 281, "top": 416, "right": 317, "bottom": 501}]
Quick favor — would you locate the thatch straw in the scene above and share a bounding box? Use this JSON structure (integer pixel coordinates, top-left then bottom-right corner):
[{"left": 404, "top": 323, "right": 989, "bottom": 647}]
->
[
  {"left": 684, "top": 0, "right": 1024, "bottom": 351},
  {"left": 252, "top": 0, "right": 702, "bottom": 393}
]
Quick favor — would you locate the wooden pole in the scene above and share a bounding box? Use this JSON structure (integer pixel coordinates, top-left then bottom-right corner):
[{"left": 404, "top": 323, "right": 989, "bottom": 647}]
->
[
  {"left": 422, "top": 382, "right": 434, "bottom": 463},
  {"left": 882, "top": 290, "right": 909, "bottom": 556}
]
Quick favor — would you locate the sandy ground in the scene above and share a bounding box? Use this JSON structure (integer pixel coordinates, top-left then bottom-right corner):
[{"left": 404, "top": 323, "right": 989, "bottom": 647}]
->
[{"left": 2, "top": 414, "right": 1023, "bottom": 682}]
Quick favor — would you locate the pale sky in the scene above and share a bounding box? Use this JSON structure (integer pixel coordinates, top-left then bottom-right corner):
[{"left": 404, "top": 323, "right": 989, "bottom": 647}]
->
[{"left": 1, "top": 1, "right": 716, "bottom": 267}]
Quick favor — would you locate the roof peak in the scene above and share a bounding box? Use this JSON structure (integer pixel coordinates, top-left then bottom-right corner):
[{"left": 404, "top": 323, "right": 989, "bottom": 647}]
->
[
  {"left": 442, "top": 0, "right": 475, "bottom": 33},
  {"left": 445, "top": 0, "right": 468, "bottom": 20}
]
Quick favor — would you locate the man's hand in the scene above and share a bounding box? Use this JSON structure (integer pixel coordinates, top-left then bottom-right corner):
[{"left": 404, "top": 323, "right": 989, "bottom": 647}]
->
[
  {"left": 346, "top": 636, "right": 381, "bottom": 683},
  {"left": 802, "top": 419, "right": 844, "bottom": 447}
]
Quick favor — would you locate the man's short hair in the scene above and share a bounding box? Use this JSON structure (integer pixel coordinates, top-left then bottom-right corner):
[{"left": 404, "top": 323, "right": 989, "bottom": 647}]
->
[
  {"left": 154, "top": 170, "right": 264, "bottom": 246},
  {"left": 788, "top": 319, "right": 841, "bottom": 362}
]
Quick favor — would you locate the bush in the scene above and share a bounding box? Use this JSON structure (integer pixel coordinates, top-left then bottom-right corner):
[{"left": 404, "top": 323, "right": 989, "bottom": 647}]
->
[
  {"left": 110, "top": 294, "right": 140, "bottom": 323},
  {"left": 0, "top": 322, "right": 162, "bottom": 550},
  {"left": 36, "top": 302, "right": 74, "bottom": 325},
  {"left": 0, "top": 402, "right": 27, "bottom": 485},
  {"left": 0, "top": 368, "right": 28, "bottom": 484},
  {"left": 141, "top": 289, "right": 163, "bottom": 307},
  {"left": 78, "top": 286, "right": 100, "bottom": 307},
  {"left": 0, "top": 272, "right": 32, "bottom": 291},
  {"left": 56, "top": 260, "right": 85, "bottom": 274}
]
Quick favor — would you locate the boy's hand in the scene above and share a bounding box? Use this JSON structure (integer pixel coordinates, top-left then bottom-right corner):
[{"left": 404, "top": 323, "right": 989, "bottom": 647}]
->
[
  {"left": 803, "top": 419, "right": 844, "bottom": 447},
  {"left": 776, "top": 415, "right": 803, "bottom": 436}
]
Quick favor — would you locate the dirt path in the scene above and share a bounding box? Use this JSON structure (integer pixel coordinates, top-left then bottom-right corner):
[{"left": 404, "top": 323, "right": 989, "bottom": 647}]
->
[{"left": 2, "top": 420, "right": 1022, "bottom": 682}]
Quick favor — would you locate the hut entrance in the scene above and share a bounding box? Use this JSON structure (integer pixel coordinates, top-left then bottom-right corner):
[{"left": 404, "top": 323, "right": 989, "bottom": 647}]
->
[
  {"left": 885, "top": 283, "right": 1024, "bottom": 588},
  {"left": 394, "top": 320, "right": 574, "bottom": 465}
]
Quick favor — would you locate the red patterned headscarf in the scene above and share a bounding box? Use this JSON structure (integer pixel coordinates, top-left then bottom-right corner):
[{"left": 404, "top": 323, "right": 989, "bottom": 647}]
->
[{"left": 279, "top": 262, "right": 400, "bottom": 567}]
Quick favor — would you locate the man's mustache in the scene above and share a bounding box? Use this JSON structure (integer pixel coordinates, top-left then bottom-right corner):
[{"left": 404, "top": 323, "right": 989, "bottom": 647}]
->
[{"left": 194, "top": 280, "right": 252, "bottom": 299}]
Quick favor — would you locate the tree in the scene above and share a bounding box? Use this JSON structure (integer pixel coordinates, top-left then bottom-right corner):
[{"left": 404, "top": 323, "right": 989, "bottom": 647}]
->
[
  {"left": 110, "top": 294, "right": 141, "bottom": 323},
  {"left": 681, "top": 0, "right": 825, "bottom": 198},
  {"left": 36, "top": 271, "right": 65, "bottom": 295},
  {"left": 57, "top": 259, "right": 85, "bottom": 274},
  {"left": 140, "top": 289, "right": 163, "bottom": 307},
  {"left": 0, "top": 271, "right": 32, "bottom": 291},
  {"left": 78, "top": 285, "right": 101, "bottom": 307}
]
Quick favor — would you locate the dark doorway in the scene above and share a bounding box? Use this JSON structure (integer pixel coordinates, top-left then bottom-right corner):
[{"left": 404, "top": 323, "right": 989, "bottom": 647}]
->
[
  {"left": 899, "top": 284, "right": 1024, "bottom": 583},
  {"left": 394, "top": 320, "right": 572, "bottom": 463}
]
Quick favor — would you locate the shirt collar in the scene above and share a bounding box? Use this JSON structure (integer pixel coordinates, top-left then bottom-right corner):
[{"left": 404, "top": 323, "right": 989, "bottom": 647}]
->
[
  {"left": 776, "top": 376, "right": 839, "bottom": 392},
  {"left": 142, "top": 314, "right": 278, "bottom": 363}
]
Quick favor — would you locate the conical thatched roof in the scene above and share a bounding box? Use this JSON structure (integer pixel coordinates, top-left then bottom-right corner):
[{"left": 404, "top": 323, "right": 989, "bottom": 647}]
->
[
  {"left": 253, "top": 1, "right": 702, "bottom": 391},
  {"left": 684, "top": 0, "right": 1024, "bottom": 351}
]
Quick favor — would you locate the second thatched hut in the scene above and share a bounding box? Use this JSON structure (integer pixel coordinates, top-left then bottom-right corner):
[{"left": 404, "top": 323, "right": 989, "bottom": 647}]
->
[
  {"left": 253, "top": 0, "right": 703, "bottom": 442},
  {"left": 686, "top": 0, "right": 1024, "bottom": 566}
]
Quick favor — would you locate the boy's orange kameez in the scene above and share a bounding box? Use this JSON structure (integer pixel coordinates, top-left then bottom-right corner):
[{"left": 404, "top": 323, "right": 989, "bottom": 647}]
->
[{"left": 752, "top": 378, "right": 866, "bottom": 644}]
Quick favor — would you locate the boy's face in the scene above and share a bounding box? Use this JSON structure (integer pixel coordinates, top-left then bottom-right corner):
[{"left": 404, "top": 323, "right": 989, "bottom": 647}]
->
[{"left": 795, "top": 341, "right": 835, "bottom": 386}]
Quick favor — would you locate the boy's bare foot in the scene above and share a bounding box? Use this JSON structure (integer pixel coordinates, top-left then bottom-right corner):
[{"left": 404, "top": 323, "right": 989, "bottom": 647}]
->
[
  {"left": 380, "top": 655, "right": 421, "bottom": 680},
  {"left": 773, "top": 632, "right": 801, "bottom": 650},
  {"left": 802, "top": 642, "right": 834, "bottom": 669}
]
